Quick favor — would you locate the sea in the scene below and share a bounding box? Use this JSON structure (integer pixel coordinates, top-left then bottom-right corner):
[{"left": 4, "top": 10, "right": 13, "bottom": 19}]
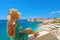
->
[{"left": 0, "top": 20, "right": 42, "bottom": 40}]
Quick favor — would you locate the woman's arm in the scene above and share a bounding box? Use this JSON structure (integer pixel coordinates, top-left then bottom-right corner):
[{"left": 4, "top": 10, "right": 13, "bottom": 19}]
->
[{"left": 22, "top": 28, "right": 39, "bottom": 37}]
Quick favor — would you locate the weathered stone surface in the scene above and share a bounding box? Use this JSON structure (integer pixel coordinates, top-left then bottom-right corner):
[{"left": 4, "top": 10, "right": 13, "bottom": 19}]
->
[
  {"left": 28, "top": 36, "right": 36, "bottom": 40},
  {"left": 28, "top": 31, "right": 58, "bottom": 40}
]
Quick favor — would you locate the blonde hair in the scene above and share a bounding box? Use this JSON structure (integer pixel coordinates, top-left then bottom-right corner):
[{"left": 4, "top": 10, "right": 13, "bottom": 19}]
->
[
  {"left": 8, "top": 8, "right": 21, "bottom": 21},
  {"left": 7, "top": 8, "right": 21, "bottom": 37}
]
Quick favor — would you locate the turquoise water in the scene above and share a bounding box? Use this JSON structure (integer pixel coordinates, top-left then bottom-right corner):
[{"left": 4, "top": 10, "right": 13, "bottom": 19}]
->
[{"left": 0, "top": 20, "right": 42, "bottom": 40}]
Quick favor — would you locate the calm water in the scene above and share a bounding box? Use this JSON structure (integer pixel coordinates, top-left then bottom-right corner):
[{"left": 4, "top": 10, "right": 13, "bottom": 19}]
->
[{"left": 0, "top": 20, "right": 42, "bottom": 40}]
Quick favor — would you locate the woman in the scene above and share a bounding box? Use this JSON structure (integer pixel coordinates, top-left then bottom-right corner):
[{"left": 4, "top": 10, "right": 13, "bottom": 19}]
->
[{"left": 7, "top": 8, "right": 39, "bottom": 40}]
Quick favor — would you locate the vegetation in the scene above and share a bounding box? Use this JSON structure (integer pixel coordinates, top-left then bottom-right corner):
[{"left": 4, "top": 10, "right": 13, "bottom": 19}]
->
[{"left": 53, "top": 17, "right": 60, "bottom": 23}]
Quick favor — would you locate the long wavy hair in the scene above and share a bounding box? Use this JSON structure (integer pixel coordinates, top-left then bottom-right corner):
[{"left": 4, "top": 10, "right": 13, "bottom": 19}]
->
[{"left": 7, "top": 9, "right": 21, "bottom": 37}]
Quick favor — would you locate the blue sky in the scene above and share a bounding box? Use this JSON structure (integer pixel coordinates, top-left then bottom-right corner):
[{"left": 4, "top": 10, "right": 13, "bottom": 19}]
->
[{"left": 0, "top": 0, "right": 60, "bottom": 20}]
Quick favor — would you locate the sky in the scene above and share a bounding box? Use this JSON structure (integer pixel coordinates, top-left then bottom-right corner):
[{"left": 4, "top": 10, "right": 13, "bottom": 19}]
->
[{"left": 0, "top": 0, "right": 60, "bottom": 20}]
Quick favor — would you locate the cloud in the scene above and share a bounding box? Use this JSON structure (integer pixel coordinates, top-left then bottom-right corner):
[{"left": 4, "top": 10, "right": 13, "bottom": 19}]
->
[
  {"left": 51, "top": 10, "right": 60, "bottom": 15},
  {"left": 51, "top": 11, "right": 56, "bottom": 14},
  {"left": 57, "top": 10, "right": 60, "bottom": 13}
]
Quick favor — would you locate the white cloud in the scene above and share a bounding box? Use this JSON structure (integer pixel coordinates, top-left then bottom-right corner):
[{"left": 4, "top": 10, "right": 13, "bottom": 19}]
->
[
  {"left": 51, "top": 11, "right": 56, "bottom": 14},
  {"left": 51, "top": 10, "right": 60, "bottom": 15},
  {"left": 57, "top": 10, "right": 60, "bottom": 13}
]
